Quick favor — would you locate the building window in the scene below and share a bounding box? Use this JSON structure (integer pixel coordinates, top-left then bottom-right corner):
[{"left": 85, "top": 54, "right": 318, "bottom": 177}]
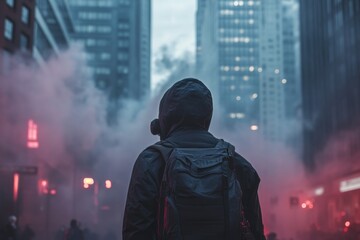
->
[
  {"left": 21, "top": 6, "right": 30, "bottom": 24},
  {"left": 4, "top": 19, "right": 14, "bottom": 40},
  {"left": 6, "top": 0, "right": 15, "bottom": 7},
  {"left": 20, "top": 34, "right": 29, "bottom": 49}
]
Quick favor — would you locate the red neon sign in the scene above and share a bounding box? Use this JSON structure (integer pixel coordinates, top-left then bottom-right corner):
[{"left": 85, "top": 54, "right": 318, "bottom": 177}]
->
[{"left": 27, "top": 120, "right": 39, "bottom": 148}]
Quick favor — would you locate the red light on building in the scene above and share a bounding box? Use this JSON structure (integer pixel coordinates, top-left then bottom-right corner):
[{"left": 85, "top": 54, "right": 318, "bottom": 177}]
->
[
  {"left": 301, "top": 203, "right": 307, "bottom": 209},
  {"left": 27, "top": 120, "right": 39, "bottom": 149},
  {"left": 13, "top": 173, "right": 19, "bottom": 202},
  {"left": 50, "top": 189, "right": 57, "bottom": 195},
  {"left": 105, "top": 180, "right": 112, "bottom": 189},
  {"left": 39, "top": 179, "right": 48, "bottom": 194},
  {"left": 345, "top": 221, "right": 351, "bottom": 227}
]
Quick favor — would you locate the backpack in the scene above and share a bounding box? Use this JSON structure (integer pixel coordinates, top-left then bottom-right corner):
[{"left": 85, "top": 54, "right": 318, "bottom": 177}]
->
[{"left": 152, "top": 139, "right": 254, "bottom": 240}]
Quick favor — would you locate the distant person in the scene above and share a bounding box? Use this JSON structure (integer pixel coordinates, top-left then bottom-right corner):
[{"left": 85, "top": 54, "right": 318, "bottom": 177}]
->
[
  {"left": 65, "top": 219, "right": 84, "bottom": 240},
  {"left": 20, "top": 224, "right": 35, "bottom": 240},
  {"left": 123, "top": 78, "right": 266, "bottom": 239},
  {"left": 266, "top": 232, "right": 277, "bottom": 240},
  {"left": 3, "top": 215, "right": 18, "bottom": 240}
]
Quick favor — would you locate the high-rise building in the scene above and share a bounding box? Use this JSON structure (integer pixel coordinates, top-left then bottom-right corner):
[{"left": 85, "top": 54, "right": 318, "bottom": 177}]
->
[
  {"left": 197, "top": 0, "right": 299, "bottom": 141},
  {"left": 300, "top": 0, "right": 360, "bottom": 170},
  {"left": 68, "top": 0, "right": 151, "bottom": 102},
  {"left": 33, "top": 0, "right": 75, "bottom": 63}
]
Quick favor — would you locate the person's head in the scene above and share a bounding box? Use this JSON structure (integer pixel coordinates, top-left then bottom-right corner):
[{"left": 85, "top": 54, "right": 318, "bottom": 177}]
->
[
  {"left": 8, "top": 215, "right": 16, "bottom": 224},
  {"left": 151, "top": 78, "right": 213, "bottom": 140},
  {"left": 70, "top": 219, "right": 77, "bottom": 228}
]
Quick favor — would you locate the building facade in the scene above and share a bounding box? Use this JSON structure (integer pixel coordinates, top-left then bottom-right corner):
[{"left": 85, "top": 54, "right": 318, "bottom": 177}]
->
[
  {"left": 68, "top": 0, "right": 151, "bottom": 102},
  {"left": 197, "top": 0, "right": 300, "bottom": 141},
  {"left": 34, "top": 0, "right": 75, "bottom": 64},
  {"left": 0, "top": 0, "right": 35, "bottom": 53},
  {"left": 300, "top": 0, "right": 360, "bottom": 232},
  {"left": 301, "top": 0, "right": 360, "bottom": 170}
]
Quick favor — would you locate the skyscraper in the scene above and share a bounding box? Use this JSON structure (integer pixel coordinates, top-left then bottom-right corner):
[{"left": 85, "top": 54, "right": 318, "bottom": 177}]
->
[
  {"left": 68, "top": 0, "right": 151, "bottom": 102},
  {"left": 197, "top": 0, "right": 299, "bottom": 141},
  {"left": 34, "top": 0, "right": 75, "bottom": 63},
  {"left": 300, "top": 0, "right": 360, "bottom": 170}
]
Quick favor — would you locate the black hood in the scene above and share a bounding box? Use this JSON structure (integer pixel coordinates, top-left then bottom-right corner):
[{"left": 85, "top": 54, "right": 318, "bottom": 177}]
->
[{"left": 151, "top": 78, "right": 213, "bottom": 140}]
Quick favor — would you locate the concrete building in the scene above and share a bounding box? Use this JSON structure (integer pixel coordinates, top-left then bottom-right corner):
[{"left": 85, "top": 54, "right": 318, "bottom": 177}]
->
[
  {"left": 0, "top": 0, "right": 35, "bottom": 53},
  {"left": 0, "top": 0, "right": 35, "bottom": 73},
  {"left": 197, "top": 0, "right": 300, "bottom": 141},
  {"left": 68, "top": 0, "right": 151, "bottom": 101}
]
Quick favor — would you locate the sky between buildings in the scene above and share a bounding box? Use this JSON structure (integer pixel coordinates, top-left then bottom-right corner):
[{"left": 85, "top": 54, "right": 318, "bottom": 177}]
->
[{"left": 151, "top": 0, "right": 196, "bottom": 90}]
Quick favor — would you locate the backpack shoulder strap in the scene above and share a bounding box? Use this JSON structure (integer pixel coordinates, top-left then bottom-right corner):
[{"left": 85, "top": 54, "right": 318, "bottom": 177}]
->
[{"left": 148, "top": 140, "right": 174, "bottom": 164}]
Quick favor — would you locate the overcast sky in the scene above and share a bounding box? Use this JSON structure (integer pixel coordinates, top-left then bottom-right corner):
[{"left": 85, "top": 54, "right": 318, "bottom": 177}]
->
[{"left": 151, "top": 0, "right": 197, "bottom": 89}]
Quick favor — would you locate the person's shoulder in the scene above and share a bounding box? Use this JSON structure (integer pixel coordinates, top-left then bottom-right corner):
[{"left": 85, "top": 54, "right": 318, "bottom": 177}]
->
[{"left": 133, "top": 143, "right": 164, "bottom": 172}]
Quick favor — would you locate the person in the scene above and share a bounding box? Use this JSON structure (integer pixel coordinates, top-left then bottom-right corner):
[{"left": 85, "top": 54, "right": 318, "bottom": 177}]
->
[
  {"left": 20, "top": 224, "right": 35, "bottom": 240},
  {"left": 64, "top": 219, "right": 84, "bottom": 240},
  {"left": 123, "top": 78, "right": 266, "bottom": 240},
  {"left": 3, "top": 215, "right": 18, "bottom": 240}
]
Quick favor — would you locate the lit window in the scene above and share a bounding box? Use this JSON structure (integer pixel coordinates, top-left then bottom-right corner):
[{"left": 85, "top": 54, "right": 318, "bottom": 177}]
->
[
  {"left": 229, "top": 113, "right": 236, "bottom": 119},
  {"left": 274, "top": 69, "right": 280, "bottom": 74},
  {"left": 236, "top": 96, "right": 241, "bottom": 101},
  {"left": 224, "top": 66, "right": 230, "bottom": 71},
  {"left": 248, "top": 1, "right": 254, "bottom": 6},
  {"left": 249, "top": 66, "right": 255, "bottom": 72},
  {"left": 281, "top": 79, "right": 287, "bottom": 84},
  {"left": 249, "top": 19, "right": 255, "bottom": 24},
  {"left": 86, "top": 39, "right": 96, "bottom": 46},
  {"left": 4, "top": 19, "right": 14, "bottom": 40},
  {"left": 239, "top": 29, "right": 245, "bottom": 34},
  {"left": 230, "top": 85, "right": 236, "bottom": 90},
  {"left": 100, "top": 53, "right": 111, "bottom": 60},
  {"left": 96, "top": 68, "right": 111, "bottom": 75},
  {"left": 249, "top": 10, "right": 254, "bottom": 15},
  {"left": 243, "top": 76, "right": 249, "bottom": 81},
  {"left": 233, "top": 1, "right": 239, "bottom": 6},
  {"left": 250, "top": 125, "right": 258, "bottom": 131},
  {"left": 234, "top": 66, "right": 240, "bottom": 71},
  {"left": 234, "top": 19, "right": 240, "bottom": 24},
  {"left": 21, "top": 6, "right": 30, "bottom": 24},
  {"left": 235, "top": 56, "right": 241, "bottom": 61},
  {"left": 258, "top": 67, "right": 263, "bottom": 73},
  {"left": 6, "top": 0, "right": 14, "bottom": 7},
  {"left": 236, "top": 113, "right": 245, "bottom": 119},
  {"left": 239, "top": 1, "right": 244, "bottom": 6},
  {"left": 250, "top": 93, "right": 258, "bottom": 100}
]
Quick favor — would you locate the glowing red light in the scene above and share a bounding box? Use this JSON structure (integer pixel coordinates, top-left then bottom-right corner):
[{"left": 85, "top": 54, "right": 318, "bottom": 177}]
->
[
  {"left": 41, "top": 180, "right": 48, "bottom": 187},
  {"left": 39, "top": 180, "right": 49, "bottom": 194},
  {"left": 345, "top": 221, "right": 351, "bottom": 227},
  {"left": 27, "top": 120, "right": 39, "bottom": 148},
  {"left": 301, "top": 203, "right": 307, "bottom": 209},
  {"left": 105, "top": 180, "right": 112, "bottom": 189},
  {"left": 13, "top": 173, "right": 19, "bottom": 202},
  {"left": 50, "top": 189, "right": 57, "bottom": 195},
  {"left": 83, "top": 183, "right": 89, "bottom": 189}
]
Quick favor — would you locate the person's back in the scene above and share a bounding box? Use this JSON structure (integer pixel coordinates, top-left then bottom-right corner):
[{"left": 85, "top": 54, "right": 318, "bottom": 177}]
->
[
  {"left": 123, "top": 78, "right": 266, "bottom": 240},
  {"left": 65, "top": 219, "right": 83, "bottom": 240}
]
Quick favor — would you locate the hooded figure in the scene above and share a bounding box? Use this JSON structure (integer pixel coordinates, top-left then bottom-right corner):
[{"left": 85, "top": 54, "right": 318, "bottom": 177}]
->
[{"left": 123, "top": 78, "right": 265, "bottom": 240}]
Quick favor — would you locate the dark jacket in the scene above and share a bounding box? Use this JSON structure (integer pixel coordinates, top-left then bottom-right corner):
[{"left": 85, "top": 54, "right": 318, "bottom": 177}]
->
[{"left": 123, "top": 78, "right": 265, "bottom": 240}]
